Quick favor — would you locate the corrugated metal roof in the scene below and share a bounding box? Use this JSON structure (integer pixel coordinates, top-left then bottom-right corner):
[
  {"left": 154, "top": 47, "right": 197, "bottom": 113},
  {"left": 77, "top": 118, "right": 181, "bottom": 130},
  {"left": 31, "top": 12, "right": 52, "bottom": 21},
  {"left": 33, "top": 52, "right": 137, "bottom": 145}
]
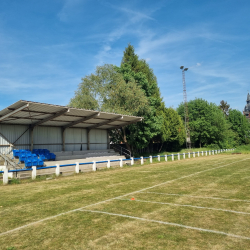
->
[{"left": 0, "top": 100, "right": 143, "bottom": 129}]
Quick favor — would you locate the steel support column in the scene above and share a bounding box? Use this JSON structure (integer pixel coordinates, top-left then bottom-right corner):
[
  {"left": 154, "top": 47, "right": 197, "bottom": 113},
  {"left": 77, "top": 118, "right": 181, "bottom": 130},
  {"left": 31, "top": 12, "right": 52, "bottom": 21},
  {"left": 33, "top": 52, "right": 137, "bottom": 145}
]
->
[
  {"left": 107, "top": 130, "right": 110, "bottom": 149},
  {"left": 87, "top": 129, "right": 90, "bottom": 150},
  {"left": 30, "top": 126, "right": 34, "bottom": 152},
  {"left": 62, "top": 128, "right": 66, "bottom": 151}
]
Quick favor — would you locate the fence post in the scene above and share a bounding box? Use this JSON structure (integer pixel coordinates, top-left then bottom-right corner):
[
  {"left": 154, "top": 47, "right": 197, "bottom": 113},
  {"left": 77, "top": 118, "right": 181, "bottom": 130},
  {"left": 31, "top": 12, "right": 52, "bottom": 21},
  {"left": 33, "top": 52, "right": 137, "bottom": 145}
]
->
[
  {"left": 131, "top": 157, "right": 134, "bottom": 166},
  {"left": 209, "top": 151, "right": 211, "bottom": 155},
  {"left": 158, "top": 155, "right": 160, "bottom": 161},
  {"left": 150, "top": 156, "right": 152, "bottom": 163},
  {"left": 92, "top": 161, "right": 96, "bottom": 171},
  {"left": 183, "top": 153, "right": 185, "bottom": 159},
  {"left": 201, "top": 151, "right": 203, "bottom": 156},
  {"left": 55, "top": 164, "right": 60, "bottom": 177},
  {"left": 178, "top": 153, "right": 180, "bottom": 160},
  {"left": 193, "top": 152, "right": 195, "bottom": 158},
  {"left": 212, "top": 150, "right": 214, "bottom": 155},
  {"left": 140, "top": 156, "right": 144, "bottom": 165},
  {"left": 188, "top": 152, "right": 190, "bottom": 158},
  {"left": 205, "top": 151, "right": 207, "bottom": 156},
  {"left": 120, "top": 158, "right": 123, "bottom": 167},
  {"left": 165, "top": 155, "right": 167, "bottom": 161},
  {"left": 172, "top": 154, "right": 174, "bottom": 161},
  {"left": 32, "top": 166, "right": 36, "bottom": 180},
  {"left": 107, "top": 159, "right": 110, "bottom": 168},
  {"left": 198, "top": 151, "right": 200, "bottom": 157},
  {"left": 75, "top": 162, "right": 79, "bottom": 174},
  {"left": 3, "top": 166, "right": 8, "bottom": 185}
]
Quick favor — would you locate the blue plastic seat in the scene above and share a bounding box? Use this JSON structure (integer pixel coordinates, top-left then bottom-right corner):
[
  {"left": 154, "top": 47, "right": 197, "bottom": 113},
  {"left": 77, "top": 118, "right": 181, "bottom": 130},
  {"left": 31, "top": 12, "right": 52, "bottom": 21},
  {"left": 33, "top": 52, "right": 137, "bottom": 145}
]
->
[
  {"left": 31, "top": 159, "right": 38, "bottom": 166},
  {"left": 38, "top": 159, "right": 44, "bottom": 167},
  {"left": 25, "top": 159, "right": 32, "bottom": 168},
  {"left": 19, "top": 150, "right": 25, "bottom": 155},
  {"left": 45, "top": 153, "right": 51, "bottom": 160},
  {"left": 32, "top": 149, "right": 38, "bottom": 155},
  {"left": 26, "top": 152, "right": 32, "bottom": 157},
  {"left": 26, "top": 155, "right": 32, "bottom": 161},
  {"left": 13, "top": 150, "right": 19, "bottom": 158},
  {"left": 50, "top": 153, "right": 56, "bottom": 161},
  {"left": 32, "top": 154, "right": 38, "bottom": 158},
  {"left": 19, "top": 154, "right": 26, "bottom": 163},
  {"left": 39, "top": 155, "right": 46, "bottom": 161}
]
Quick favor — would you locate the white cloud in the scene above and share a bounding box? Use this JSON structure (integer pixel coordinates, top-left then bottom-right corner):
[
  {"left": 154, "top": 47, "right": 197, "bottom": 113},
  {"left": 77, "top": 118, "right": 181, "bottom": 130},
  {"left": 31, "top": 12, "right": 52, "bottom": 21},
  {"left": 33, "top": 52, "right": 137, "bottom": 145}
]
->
[
  {"left": 111, "top": 6, "right": 155, "bottom": 21},
  {"left": 57, "top": 0, "right": 86, "bottom": 22}
]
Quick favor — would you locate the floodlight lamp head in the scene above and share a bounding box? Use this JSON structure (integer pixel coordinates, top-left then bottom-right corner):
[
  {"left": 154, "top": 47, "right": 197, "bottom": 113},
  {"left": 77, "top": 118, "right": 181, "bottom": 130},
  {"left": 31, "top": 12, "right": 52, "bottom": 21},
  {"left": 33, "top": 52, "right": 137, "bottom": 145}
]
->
[
  {"left": 180, "top": 66, "right": 184, "bottom": 69},
  {"left": 184, "top": 68, "right": 188, "bottom": 71}
]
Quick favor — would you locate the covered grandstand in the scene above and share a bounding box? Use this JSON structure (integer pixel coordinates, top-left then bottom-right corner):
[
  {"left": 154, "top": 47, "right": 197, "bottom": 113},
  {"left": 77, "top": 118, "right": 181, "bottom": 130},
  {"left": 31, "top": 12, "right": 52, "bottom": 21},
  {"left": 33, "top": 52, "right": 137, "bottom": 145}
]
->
[{"left": 0, "top": 100, "right": 142, "bottom": 172}]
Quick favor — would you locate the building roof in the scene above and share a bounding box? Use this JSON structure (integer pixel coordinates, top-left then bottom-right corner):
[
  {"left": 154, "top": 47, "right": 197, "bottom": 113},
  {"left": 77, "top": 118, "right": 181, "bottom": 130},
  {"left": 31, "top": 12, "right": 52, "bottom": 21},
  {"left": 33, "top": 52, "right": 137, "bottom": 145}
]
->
[
  {"left": 0, "top": 100, "right": 143, "bottom": 129},
  {"left": 244, "top": 93, "right": 250, "bottom": 113},
  {"left": 247, "top": 93, "right": 250, "bottom": 101}
]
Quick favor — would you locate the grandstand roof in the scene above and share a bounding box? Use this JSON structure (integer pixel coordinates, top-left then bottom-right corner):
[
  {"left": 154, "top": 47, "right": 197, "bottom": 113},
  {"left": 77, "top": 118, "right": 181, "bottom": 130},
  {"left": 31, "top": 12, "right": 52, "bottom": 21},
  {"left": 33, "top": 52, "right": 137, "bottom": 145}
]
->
[{"left": 0, "top": 100, "right": 143, "bottom": 129}]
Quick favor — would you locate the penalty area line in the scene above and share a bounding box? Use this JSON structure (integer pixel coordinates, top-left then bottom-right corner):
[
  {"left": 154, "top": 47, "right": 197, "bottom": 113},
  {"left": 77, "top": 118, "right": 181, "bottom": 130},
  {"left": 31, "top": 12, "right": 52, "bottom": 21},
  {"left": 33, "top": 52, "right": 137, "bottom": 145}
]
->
[
  {"left": 115, "top": 198, "right": 250, "bottom": 216},
  {"left": 80, "top": 209, "right": 250, "bottom": 241}
]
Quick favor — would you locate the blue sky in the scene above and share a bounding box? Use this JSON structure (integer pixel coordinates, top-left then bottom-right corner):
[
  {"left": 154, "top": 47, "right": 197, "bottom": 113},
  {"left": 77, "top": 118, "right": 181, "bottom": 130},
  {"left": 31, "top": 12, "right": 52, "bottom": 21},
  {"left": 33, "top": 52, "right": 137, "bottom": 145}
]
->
[{"left": 0, "top": 0, "right": 249, "bottom": 111}]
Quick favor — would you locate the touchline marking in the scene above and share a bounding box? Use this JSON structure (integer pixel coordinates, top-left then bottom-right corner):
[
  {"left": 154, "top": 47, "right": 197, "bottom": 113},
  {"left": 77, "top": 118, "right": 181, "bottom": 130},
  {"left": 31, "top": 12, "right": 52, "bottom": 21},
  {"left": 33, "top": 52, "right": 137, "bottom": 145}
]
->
[
  {"left": 0, "top": 157, "right": 248, "bottom": 237},
  {"left": 80, "top": 209, "right": 250, "bottom": 240},
  {"left": 115, "top": 198, "right": 250, "bottom": 216},
  {"left": 143, "top": 192, "right": 250, "bottom": 203}
]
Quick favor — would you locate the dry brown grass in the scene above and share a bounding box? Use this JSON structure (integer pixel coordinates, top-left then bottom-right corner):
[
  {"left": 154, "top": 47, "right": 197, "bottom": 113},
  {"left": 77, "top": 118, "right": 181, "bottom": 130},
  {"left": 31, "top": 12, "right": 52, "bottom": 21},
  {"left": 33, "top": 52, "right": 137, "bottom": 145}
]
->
[{"left": 0, "top": 154, "right": 250, "bottom": 249}]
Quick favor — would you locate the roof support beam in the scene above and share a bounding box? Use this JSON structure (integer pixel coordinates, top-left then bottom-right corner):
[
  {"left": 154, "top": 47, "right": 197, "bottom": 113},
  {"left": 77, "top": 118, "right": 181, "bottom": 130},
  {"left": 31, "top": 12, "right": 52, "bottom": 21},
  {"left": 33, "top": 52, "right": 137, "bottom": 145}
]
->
[
  {"left": 63, "top": 112, "right": 100, "bottom": 129},
  {"left": 107, "top": 118, "right": 142, "bottom": 129},
  {"left": 31, "top": 108, "right": 69, "bottom": 128},
  {"left": 88, "top": 116, "right": 123, "bottom": 129},
  {"left": 0, "top": 104, "right": 29, "bottom": 122}
]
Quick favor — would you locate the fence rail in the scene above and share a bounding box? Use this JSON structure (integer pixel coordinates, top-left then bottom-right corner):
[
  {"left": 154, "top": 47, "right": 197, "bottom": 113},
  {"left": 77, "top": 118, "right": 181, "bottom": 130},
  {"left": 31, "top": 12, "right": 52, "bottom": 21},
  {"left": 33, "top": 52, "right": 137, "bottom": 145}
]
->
[{"left": 0, "top": 149, "right": 234, "bottom": 185}]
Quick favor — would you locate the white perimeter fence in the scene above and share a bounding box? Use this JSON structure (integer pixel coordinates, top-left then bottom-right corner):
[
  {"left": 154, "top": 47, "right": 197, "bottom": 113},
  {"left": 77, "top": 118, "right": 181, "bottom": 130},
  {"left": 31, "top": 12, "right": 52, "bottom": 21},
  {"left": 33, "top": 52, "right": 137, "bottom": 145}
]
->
[{"left": 0, "top": 149, "right": 235, "bottom": 185}]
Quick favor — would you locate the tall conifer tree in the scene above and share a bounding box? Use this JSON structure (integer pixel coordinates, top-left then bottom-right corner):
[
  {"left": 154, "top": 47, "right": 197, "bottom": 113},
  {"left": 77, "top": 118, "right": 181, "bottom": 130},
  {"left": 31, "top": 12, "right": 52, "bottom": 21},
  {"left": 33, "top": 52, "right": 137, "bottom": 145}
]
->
[{"left": 119, "top": 44, "right": 165, "bottom": 152}]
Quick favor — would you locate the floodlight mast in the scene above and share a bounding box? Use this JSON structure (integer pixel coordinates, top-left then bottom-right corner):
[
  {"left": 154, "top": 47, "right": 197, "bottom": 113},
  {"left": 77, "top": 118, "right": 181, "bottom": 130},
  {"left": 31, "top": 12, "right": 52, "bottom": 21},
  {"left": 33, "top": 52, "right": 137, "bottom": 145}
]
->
[{"left": 180, "top": 66, "right": 191, "bottom": 149}]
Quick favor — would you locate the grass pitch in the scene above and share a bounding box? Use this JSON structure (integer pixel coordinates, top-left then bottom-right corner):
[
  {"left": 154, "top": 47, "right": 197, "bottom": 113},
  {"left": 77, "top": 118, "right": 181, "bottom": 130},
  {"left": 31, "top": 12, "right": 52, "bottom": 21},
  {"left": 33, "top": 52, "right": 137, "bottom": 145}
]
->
[{"left": 1, "top": 154, "right": 250, "bottom": 249}]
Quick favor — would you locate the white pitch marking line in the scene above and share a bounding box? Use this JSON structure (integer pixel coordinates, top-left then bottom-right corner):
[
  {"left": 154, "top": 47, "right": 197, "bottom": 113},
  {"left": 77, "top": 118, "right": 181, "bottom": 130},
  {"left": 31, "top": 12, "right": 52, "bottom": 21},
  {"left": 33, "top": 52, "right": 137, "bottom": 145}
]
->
[
  {"left": 80, "top": 209, "right": 250, "bottom": 240},
  {"left": 0, "top": 157, "right": 248, "bottom": 237},
  {"left": 115, "top": 198, "right": 250, "bottom": 216},
  {"left": 142, "top": 192, "right": 250, "bottom": 203}
]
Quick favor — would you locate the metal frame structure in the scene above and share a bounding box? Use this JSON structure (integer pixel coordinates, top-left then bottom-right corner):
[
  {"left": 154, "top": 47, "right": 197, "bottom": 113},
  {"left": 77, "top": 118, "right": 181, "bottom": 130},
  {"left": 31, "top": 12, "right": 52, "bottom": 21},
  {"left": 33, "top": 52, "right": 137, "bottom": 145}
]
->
[
  {"left": 180, "top": 66, "right": 191, "bottom": 149},
  {"left": 0, "top": 100, "right": 143, "bottom": 152}
]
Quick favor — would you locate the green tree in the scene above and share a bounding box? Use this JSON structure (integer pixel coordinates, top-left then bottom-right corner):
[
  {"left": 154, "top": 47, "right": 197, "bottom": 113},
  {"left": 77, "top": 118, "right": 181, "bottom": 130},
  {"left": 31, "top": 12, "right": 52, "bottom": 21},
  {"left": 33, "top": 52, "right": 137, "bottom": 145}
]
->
[
  {"left": 228, "top": 109, "right": 250, "bottom": 144},
  {"left": 219, "top": 100, "right": 231, "bottom": 117},
  {"left": 69, "top": 64, "right": 150, "bottom": 152},
  {"left": 155, "top": 106, "right": 185, "bottom": 151},
  {"left": 70, "top": 44, "right": 178, "bottom": 154},
  {"left": 119, "top": 44, "right": 164, "bottom": 152},
  {"left": 177, "top": 98, "right": 228, "bottom": 148},
  {"left": 69, "top": 64, "right": 149, "bottom": 115}
]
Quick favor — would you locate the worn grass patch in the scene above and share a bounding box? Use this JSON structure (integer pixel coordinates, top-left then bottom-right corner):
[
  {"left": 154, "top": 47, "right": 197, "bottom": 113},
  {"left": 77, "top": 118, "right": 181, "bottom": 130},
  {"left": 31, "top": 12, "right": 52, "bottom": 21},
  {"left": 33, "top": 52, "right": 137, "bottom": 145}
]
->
[{"left": 1, "top": 154, "right": 250, "bottom": 249}]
